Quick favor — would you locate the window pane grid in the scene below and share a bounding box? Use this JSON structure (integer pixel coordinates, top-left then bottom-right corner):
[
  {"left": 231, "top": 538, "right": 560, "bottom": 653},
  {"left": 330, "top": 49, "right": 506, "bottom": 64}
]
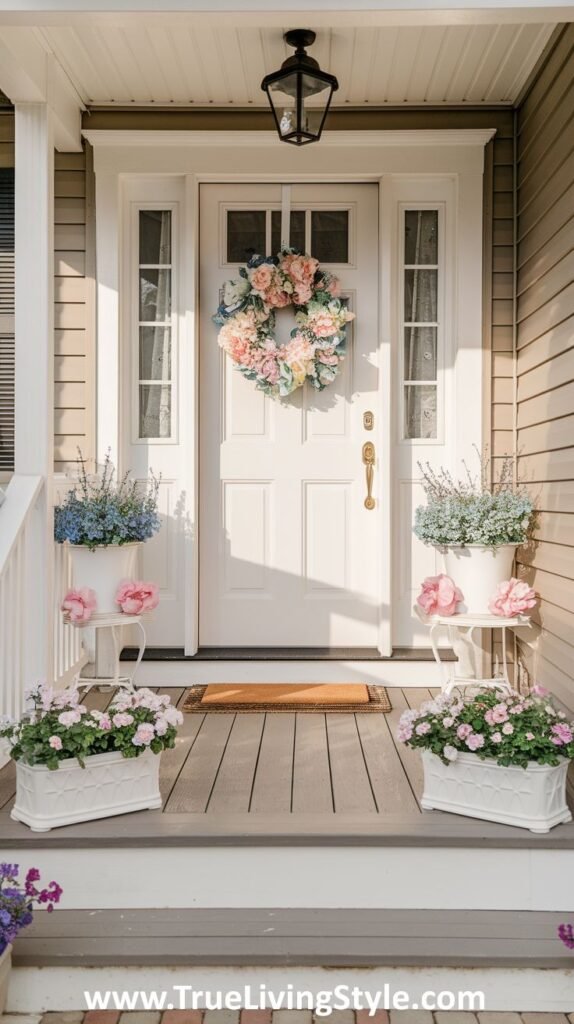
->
[
  {"left": 401, "top": 208, "right": 439, "bottom": 441},
  {"left": 138, "top": 209, "right": 173, "bottom": 439}
]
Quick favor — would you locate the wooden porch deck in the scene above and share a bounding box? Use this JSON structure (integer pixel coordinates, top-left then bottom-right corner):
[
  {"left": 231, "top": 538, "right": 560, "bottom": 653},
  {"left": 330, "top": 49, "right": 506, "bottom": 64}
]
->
[{"left": 2, "top": 685, "right": 574, "bottom": 848}]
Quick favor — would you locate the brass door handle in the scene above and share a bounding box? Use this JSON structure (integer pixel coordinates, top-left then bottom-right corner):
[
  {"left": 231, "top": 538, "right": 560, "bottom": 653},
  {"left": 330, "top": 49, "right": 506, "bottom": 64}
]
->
[{"left": 362, "top": 441, "right": 375, "bottom": 510}]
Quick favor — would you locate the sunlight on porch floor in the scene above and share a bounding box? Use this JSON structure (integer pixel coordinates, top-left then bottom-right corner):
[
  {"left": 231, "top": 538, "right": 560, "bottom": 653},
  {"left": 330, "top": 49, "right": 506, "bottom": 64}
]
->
[{"left": 1, "top": 685, "right": 574, "bottom": 847}]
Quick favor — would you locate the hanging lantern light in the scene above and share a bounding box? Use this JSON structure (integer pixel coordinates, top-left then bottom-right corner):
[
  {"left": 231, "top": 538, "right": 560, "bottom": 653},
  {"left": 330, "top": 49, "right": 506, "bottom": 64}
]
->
[{"left": 261, "top": 30, "right": 338, "bottom": 146}]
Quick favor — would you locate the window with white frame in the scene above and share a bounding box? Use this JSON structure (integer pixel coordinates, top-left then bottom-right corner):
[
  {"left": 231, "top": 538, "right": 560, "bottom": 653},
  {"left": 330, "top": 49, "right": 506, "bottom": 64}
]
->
[
  {"left": 401, "top": 208, "right": 440, "bottom": 440},
  {"left": 137, "top": 209, "right": 173, "bottom": 439}
]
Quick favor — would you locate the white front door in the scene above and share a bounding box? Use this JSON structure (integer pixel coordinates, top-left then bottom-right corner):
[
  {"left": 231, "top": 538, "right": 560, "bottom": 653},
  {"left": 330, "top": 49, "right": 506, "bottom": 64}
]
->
[{"left": 199, "top": 183, "right": 385, "bottom": 649}]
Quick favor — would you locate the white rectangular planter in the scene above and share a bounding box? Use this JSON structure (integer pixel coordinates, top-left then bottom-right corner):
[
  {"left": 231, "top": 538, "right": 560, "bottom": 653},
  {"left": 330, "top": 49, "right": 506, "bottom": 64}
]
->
[
  {"left": 11, "top": 749, "right": 162, "bottom": 831},
  {"left": 421, "top": 749, "right": 572, "bottom": 833}
]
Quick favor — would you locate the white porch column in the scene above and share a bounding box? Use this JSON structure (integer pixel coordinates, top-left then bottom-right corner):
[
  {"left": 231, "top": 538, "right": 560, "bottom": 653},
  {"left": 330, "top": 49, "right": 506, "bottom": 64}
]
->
[{"left": 14, "top": 102, "right": 55, "bottom": 682}]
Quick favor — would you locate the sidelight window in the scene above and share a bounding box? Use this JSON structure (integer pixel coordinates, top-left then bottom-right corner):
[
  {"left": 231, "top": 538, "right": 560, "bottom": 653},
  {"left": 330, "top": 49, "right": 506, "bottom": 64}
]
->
[
  {"left": 401, "top": 208, "right": 440, "bottom": 441},
  {"left": 137, "top": 209, "right": 173, "bottom": 440}
]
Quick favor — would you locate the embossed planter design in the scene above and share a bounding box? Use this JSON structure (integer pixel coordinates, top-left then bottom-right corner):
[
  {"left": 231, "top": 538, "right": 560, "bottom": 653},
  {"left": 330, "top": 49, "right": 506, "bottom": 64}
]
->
[
  {"left": 421, "top": 749, "right": 572, "bottom": 833},
  {"left": 11, "top": 748, "right": 162, "bottom": 831}
]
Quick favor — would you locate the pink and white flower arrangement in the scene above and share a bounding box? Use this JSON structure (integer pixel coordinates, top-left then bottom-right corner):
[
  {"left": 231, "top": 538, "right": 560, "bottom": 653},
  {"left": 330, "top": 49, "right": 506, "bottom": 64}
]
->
[
  {"left": 396, "top": 686, "right": 574, "bottom": 768},
  {"left": 214, "top": 249, "right": 355, "bottom": 399},
  {"left": 489, "top": 577, "right": 537, "bottom": 617},
  {"left": 0, "top": 683, "right": 183, "bottom": 770},
  {"left": 416, "top": 574, "right": 463, "bottom": 617},
  {"left": 116, "top": 579, "right": 159, "bottom": 615},
  {"left": 61, "top": 587, "right": 97, "bottom": 623}
]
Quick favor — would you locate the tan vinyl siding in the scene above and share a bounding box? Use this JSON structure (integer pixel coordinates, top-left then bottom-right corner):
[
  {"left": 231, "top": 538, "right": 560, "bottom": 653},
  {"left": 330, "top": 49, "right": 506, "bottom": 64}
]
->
[
  {"left": 487, "top": 112, "right": 516, "bottom": 471},
  {"left": 515, "top": 23, "right": 574, "bottom": 702},
  {"left": 54, "top": 144, "right": 95, "bottom": 472}
]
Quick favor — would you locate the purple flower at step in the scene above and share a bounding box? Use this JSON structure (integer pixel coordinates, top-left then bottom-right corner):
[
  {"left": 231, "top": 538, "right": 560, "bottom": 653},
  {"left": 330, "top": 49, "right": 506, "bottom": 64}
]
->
[{"left": 558, "top": 924, "right": 574, "bottom": 949}]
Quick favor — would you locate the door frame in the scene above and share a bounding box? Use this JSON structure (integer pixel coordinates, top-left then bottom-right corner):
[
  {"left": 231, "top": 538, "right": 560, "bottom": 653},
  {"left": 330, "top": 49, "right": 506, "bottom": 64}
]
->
[{"left": 87, "top": 129, "right": 493, "bottom": 656}]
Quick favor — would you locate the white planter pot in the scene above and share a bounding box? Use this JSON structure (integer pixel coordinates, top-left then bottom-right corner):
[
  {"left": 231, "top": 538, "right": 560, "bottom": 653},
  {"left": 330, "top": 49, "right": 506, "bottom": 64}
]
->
[
  {"left": 68, "top": 541, "right": 140, "bottom": 614},
  {"left": 11, "top": 748, "right": 162, "bottom": 831},
  {"left": 441, "top": 543, "right": 516, "bottom": 614},
  {"left": 0, "top": 944, "right": 11, "bottom": 1016},
  {"left": 421, "top": 749, "right": 572, "bottom": 833}
]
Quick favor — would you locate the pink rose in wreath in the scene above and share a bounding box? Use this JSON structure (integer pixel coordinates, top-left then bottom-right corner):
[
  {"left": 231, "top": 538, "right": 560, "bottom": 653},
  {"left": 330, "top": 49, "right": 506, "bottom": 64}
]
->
[
  {"left": 489, "top": 578, "right": 537, "bottom": 618},
  {"left": 61, "top": 587, "right": 97, "bottom": 624},
  {"left": 116, "top": 579, "right": 159, "bottom": 616},
  {"left": 416, "top": 574, "right": 463, "bottom": 617}
]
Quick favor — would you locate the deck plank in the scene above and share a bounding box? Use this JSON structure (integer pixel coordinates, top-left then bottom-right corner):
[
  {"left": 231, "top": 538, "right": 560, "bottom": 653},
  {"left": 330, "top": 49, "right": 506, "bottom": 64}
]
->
[
  {"left": 356, "top": 712, "right": 420, "bottom": 815},
  {"left": 13, "top": 908, "right": 572, "bottom": 968},
  {"left": 164, "top": 713, "right": 235, "bottom": 813},
  {"left": 383, "top": 687, "right": 425, "bottom": 808},
  {"left": 159, "top": 713, "right": 206, "bottom": 805},
  {"left": 0, "top": 760, "right": 15, "bottom": 810},
  {"left": 326, "top": 714, "right": 377, "bottom": 813},
  {"left": 250, "top": 712, "right": 295, "bottom": 814},
  {"left": 292, "top": 714, "right": 333, "bottom": 813},
  {"left": 207, "top": 713, "right": 265, "bottom": 813}
]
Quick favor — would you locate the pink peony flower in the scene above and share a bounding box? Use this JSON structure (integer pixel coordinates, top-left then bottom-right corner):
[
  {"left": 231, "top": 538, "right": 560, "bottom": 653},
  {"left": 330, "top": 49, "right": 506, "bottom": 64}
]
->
[
  {"left": 49, "top": 735, "right": 63, "bottom": 750},
  {"left": 61, "top": 587, "right": 97, "bottom": 624},
  {"left": 489, "top": 578, "right": 537, "bottom": 618},
  {"left": 466, "top": 733, "right": 485, "bottom": 751},
  {"left": 416, "top": 574, "right": 463, "bottom": 617},
  {"left": 116, "top": 580, "right": 160, "bottom": 616}
]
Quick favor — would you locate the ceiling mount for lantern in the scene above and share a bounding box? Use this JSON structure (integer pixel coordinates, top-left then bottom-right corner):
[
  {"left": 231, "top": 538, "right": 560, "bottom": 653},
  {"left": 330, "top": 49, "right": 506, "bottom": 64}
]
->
[{"left": 261, "top": 29, "right": 339, "bottom": 146}]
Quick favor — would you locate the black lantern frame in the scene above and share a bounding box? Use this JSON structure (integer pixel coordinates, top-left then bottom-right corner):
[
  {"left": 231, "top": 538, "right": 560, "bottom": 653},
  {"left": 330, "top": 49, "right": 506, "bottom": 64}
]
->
[{"left": 261, "top": 29, "right": 339, "bottom": 146}]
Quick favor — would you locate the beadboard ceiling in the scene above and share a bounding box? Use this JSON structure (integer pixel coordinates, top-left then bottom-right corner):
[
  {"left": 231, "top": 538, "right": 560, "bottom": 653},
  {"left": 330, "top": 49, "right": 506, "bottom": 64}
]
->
[{"left": 28, "top": 19, "right": 556, "bottom": 107}]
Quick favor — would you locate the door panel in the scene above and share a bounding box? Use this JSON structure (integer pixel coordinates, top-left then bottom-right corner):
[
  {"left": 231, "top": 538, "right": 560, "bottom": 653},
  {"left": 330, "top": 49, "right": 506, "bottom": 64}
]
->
[{"left": 199, "top": 183, "right": 384, "bottom": 648}]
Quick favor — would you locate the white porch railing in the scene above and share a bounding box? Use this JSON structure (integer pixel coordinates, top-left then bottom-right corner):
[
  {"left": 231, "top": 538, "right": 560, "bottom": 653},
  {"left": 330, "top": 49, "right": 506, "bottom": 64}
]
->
[{"left": 0, "top": 474, "right": 85, "bottom": 766}]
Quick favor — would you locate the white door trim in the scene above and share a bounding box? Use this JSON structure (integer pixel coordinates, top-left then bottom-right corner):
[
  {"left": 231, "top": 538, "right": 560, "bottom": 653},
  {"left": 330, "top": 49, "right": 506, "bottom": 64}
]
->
[{"left": 92, "top": 133, "right": 488, "bottom": 656}]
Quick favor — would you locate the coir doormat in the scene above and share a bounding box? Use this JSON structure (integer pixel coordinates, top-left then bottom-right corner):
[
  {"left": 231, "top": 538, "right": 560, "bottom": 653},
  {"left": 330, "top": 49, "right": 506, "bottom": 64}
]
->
[{"left": 182, "top": 683, "right": 392, "bottom": 714}]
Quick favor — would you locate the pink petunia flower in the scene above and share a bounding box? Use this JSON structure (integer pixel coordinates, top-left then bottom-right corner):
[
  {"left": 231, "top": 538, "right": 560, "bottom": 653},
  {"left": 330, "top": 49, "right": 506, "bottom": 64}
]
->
[
  {"left": 502, "top": 722, "right": 514, "bottom": 735},
  {"left": 489, "top": 578, "right": 537, "bottom": 618},
  {"left": 466, "top": 733, "right": 485, "bottom": 751},
  {"left": 116, "top": 579, "right": 160, "bottom": 616},
  {"left": 457, "top": 723, "right": 473, "bottom": 740},
  {"left": 49, "top": 735, "right": 63, "bottom": 750},
  {"left": 416, "top": 574, "right": 463, "bottom": 617},
  {"left": 491, "top": 732, "right": 503, "bottom": 744},
  {"left": 61, "top": 587, "right": 97, "bottom": 624},
  {"left": 132, "top": 722, "right": 156, "bottom": 747}
]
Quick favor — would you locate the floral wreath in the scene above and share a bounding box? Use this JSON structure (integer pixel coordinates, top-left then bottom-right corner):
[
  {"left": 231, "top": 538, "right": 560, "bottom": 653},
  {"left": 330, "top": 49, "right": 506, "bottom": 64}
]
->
[{"left": 213, "top": 249, "right": 355, "bottom": 398}]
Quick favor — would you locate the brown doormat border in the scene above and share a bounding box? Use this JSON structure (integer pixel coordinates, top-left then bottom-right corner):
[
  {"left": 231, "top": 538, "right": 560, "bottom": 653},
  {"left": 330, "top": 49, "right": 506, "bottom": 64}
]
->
[{"left": 183, "top": 684, "right": 392, "bottom": 714}]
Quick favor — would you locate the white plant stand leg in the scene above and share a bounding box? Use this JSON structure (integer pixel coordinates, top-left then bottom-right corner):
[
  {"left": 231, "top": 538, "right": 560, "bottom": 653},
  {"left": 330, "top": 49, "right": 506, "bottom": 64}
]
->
[
  {"left": 66, "top": 614, "right": 147, "bottom": 692},
  {"left": 415, "top": 606, "right": 533, "bottom": 696}
]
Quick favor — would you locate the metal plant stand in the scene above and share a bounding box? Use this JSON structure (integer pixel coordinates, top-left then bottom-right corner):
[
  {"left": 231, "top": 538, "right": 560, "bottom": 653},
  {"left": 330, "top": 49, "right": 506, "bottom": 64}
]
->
[{"left": 66, "top": 613, "right": 147, "bottom": 691}]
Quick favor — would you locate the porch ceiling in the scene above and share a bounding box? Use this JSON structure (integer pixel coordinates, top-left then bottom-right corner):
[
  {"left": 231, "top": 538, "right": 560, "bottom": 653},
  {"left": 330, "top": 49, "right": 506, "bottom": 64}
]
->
[{"left": 0, "top": 16, "right": 559, "bottom": 107}]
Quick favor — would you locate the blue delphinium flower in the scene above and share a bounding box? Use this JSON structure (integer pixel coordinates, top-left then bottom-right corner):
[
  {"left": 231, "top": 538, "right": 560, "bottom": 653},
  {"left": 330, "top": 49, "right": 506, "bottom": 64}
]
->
[{"left": 54, "top": 451, "right": 161, "bottom": 551}]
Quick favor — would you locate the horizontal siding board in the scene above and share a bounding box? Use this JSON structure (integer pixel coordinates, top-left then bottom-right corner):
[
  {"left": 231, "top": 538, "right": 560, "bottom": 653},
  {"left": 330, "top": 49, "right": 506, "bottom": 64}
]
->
[
  {"left": 55, "top": 277, "right": 87, "bottom": 303},
  {"left": 518, "top": 75, "right": 574, "bottom": 167},
  {"left": 517, "top": 250, "right": 574, "bottom": 323},
  {"left": 54, "top": 435, "right": 86, "bottom": 462},
  {"left": 531, "top": 481, "right": 574, "bottom": 513},
  {"left": 54, "top": 197, "right": 86, "bottom": 225},
  {"left": 492, "top": 298, "right": 513, "bottom": 326},
  {"left": 519, "top": 26, "right": 574, "bottom": 128},
  {"left": 54, "top": 381, "right": 86, "bottom": 408},
  {"left": 54, "top": 224, "right": 86, "bottom": 250},
  {"left": 493, "top": 247, "right": 513, "bottom": 274},
  {"left": 533, "top": 597, "right": 574, "bottom": 642},
  {"left": 492, "top": 429, "right": 513, "bottom": 456},
  {"left": 55, "top": 252, "right": 86, "bottom": 277},
  {"left": 492, "top": 404, "right": 513, "bottom": 430},
  {"left": 54, "top": 408, "right": 85, "bottom": 435},
  {"left": 516, "top": 564, "right": 574, "bottom": 615},
  {"left": 492, "top": 325, "right": 513, "bottom": 351},
  {"left": 54, "top": 355, "right": 85, "bottom": 382},
  {"left": 492, "top": 350, "right": 513, "bottom": 377},
  {"left": 54, "top": 171, "right": 86, "bottom": 199},
  {"left": 518, "top": 127, "right": 574, "bottom": 213},
  {"left": 518, "top": 151, "right": 574, "bottom": 240},
  {"left": 493, "top": 219, "right": 513, "bottom": 246},
  {"left": 519, "top": 446, "right": 574, "bottom": 483},
  {"left": 535, "top": 511, "right": 574, "bottom": 545},
  {"left": 55, "top": 303, "right": 87, "bottom": 330},
  {"left": 518, "top": 218, "right": 574, "bottom": 294},
  {"left": 517, "top": 381, "right": 574, "bottom": 428},
  {"left": 55, "top": 329, "right": 87, "bottom": 356},
  {"left": 517, "top": 319, "right": 574, "bottom": 377},
  {"left": 492, "top": 273, "right": 513, "bottom": 300},
  {"left": 493, "top": 139, "right": 513, "bottom": 165},
  {"left": 517, "top": 281, "right": 574, "bottom": 349},
  {"left": 518, "top": 540, "right": 574, "bottom": 578},
  {"left": 492, "top": 377, "right": 513, "bottom": 403},
  {"left": 517, "top": 413, "right": 574, "bottom": 455},
  {"left": 518, "top": 180, "right": 574, "bottom": 267},
  {"left": 518, "top": 346, "right": 574, "bottom": 401}
]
